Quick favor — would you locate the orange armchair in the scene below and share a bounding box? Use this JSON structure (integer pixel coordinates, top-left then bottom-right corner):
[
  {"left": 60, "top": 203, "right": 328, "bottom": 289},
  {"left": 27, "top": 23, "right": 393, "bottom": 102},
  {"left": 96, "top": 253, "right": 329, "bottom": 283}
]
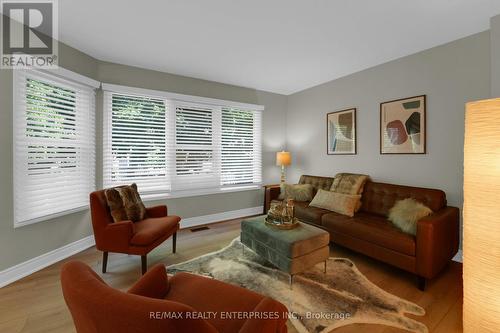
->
[
  {"left": 61, "top": 261, "right": 289, "bottom": 333},
  {"left": 90, "top": 190, "right": 181, "bottom": 274}
]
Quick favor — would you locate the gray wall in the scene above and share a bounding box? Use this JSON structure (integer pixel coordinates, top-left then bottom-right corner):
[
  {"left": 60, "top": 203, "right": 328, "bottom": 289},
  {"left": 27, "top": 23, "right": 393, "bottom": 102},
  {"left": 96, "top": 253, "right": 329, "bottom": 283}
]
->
[
  {"left": 0, "top": 47, "right": 286, "bottom": 271},
  {"left": 491, "top": 15, "right": 500, "bottom": 97},
  {"left": 286, "top": 32, "right": 491, "bottom": 248}
]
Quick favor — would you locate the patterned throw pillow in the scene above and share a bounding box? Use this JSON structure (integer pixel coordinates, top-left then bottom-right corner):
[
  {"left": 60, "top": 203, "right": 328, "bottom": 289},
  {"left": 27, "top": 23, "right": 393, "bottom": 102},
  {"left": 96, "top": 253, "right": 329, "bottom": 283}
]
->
[
  {"left": 330, "top": 173, "right": 369, "bottom": 195},
  {"left": 309, "top": 189, "right": 361, "bottom": 217},
  {"left": 104, "top": 188, "right": 128, "bottom": 223},
  {"left": 388, "top": 198, "right": 432, "bottom": 235},
  {"left": 105, "top": 183, "right": 146, "bottom": 222},
  {"left": 278, "top": 183, "right": 314, "bottom": 201}
]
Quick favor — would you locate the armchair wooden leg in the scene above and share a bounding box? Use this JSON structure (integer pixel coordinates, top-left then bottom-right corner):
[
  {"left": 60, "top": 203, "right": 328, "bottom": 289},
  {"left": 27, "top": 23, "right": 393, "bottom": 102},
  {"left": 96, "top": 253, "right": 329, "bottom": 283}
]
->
[
  {"left": 141, "top": 255, "right": 147, "bottom": 275},
  {"left": 102, "top": 252, "right": 108, "bottom": 274},
  {"left": 172, "top": 232, "right": 177, "bottom": 254}
]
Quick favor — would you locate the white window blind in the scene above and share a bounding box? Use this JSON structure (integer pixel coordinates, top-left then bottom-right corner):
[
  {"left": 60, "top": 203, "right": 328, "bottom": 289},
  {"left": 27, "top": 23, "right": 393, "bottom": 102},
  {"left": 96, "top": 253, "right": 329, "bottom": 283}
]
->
[
  {"left": 103, "top": 93, "right": 169, "bottom": 193},
  {"left": 221, "top": 107, "right": 262, "bottom": 186},
  {"left": 171, "top": 102, "right": 220, "bottom": 190},
  {"left": 13, "top": 70, "right": 96, "bottom": 227},
  {"left": 102, "top": 85, "right": 263, "bottom": 196}
]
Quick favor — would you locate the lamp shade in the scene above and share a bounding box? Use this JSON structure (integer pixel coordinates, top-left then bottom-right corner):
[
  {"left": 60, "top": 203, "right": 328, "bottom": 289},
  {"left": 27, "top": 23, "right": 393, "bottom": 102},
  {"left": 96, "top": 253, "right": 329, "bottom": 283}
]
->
[
  {"left": 276, "top": 151, "right": 291, "bottom": 166},
  {"left": 463, "top": 98, "right": 500, "bottom": 333}
]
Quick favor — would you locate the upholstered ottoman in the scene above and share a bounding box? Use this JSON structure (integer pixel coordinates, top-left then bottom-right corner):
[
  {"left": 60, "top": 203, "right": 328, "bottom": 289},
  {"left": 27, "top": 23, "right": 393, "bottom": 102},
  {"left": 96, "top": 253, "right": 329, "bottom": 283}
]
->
[{"left": 240, "top": 215, "right": 330, "bottom": 285}]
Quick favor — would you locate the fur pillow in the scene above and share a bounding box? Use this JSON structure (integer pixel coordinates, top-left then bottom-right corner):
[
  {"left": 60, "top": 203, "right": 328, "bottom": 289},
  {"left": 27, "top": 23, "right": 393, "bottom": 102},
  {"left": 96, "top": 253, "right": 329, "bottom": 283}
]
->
[
  {"left": 278, "top": 183, "right": 314, "bottom": 201},
  {"left": 105, "top": 183, "right": 146, "bottom": 222},
  {"left": 104, "top": 188, "right": 129, "bottom": 223},
  {"left": 388, "top": 198, "right": 432, "bottom": 235},
  {"left": 309, "top": 189, "right": 361, "bottom": 217}
]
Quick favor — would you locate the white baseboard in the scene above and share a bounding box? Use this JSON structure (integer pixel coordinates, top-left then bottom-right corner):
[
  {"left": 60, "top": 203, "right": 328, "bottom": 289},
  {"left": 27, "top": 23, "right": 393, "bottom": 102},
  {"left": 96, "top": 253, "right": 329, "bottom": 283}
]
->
[
  {"left": 452, "top": 250, "right": 463, "bottom": 263},
  {"left": 0, "top": 207, "right": 263, "bottom": 288},
  {"left": 0, "top": 235, "right": 95, "bottom": 288},
  {"left": 180, "top": 206, "right": 263, "bottom": 229}
]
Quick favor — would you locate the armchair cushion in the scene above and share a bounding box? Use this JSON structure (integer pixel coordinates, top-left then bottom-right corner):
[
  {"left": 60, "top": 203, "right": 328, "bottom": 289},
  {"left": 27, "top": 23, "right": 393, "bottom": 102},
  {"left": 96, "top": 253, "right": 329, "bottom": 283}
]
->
[
  {"left": 166, "top": 272, "right": 285, "bottom": 333},
  {"left": 131, "top": 216, "right": 181, "bottom": 246}
]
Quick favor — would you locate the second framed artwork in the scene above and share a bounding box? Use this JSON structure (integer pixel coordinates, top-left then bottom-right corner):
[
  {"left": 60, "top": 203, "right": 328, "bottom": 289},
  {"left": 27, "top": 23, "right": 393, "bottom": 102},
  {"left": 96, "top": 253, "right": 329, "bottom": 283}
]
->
[
  {"left": 327, "top": 108, "right": 356, "bottom": 155},
  {"left": 380, "top": 95, "right": 426, "bottom": 154}
]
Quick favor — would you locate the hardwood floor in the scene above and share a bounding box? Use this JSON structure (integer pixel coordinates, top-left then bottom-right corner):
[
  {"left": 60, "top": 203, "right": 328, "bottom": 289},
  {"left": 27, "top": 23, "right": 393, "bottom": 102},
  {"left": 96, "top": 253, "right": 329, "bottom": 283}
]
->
[{"left": 0, "top": 218, "right": 463, "bottom": 333}]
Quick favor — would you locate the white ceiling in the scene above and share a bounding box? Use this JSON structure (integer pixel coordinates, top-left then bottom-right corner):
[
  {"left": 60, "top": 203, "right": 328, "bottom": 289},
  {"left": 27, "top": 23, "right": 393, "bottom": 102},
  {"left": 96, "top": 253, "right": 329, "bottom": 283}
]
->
[{"left": 57, "top": 0, "right": 500, "bottom": 95}]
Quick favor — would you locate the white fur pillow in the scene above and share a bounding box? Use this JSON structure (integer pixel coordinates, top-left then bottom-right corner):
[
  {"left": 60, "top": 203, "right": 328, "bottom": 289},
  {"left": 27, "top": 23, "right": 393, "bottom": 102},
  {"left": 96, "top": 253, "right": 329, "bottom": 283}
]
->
[{"left": 388, "top": 198, "right": 432, "bottom": 235}]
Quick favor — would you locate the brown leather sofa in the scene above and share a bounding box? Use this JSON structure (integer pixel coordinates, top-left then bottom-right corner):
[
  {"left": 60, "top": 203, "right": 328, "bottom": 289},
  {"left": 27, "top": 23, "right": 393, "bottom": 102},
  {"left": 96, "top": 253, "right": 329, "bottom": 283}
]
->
[
  {"left": 264, "top": 175, "right": 460, "bottom": 290},
  {"left": 61, "top": 261, "right": 288, "bottom": 333}
]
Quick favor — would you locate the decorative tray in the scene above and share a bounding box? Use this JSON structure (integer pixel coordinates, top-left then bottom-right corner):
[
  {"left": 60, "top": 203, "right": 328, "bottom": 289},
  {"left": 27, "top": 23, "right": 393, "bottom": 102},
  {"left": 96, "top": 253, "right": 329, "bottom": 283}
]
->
[{"left": 264, "top": 217, "right": 300, "bottom": 230}]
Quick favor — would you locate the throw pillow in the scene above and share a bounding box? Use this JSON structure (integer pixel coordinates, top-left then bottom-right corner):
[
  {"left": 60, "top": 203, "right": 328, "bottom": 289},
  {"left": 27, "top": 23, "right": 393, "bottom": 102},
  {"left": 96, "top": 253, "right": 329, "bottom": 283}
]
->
[
  {"left": 105, "top": 183, "right": 147, "bottom": 222},
  {"left": 278, "top": 183, "right": 314, "bottom": 201},
  {"left": 104, "top": 188, "right": 128, "bottom": 223},
  {"left": 309, "top": 189, "right": 361, "bottom": 217},
  {"left": 117, "top": 183, "right": 147, "bottom": 222},
  {"left": 330, "top": 173, "right": 369, "bottom": 195},
  {"left": 388, "top": 198, "right": 432, "bottom": 235}
]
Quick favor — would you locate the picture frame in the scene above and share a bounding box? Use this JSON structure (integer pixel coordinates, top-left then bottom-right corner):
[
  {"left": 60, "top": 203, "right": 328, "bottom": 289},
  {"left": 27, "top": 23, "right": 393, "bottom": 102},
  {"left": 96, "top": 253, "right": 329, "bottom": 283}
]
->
[
  {"left": 380, "top": 95, "right": 426, "bottom": 154},
  {"left": 327, "top": 108, "right": 357, "bottom": 155}
]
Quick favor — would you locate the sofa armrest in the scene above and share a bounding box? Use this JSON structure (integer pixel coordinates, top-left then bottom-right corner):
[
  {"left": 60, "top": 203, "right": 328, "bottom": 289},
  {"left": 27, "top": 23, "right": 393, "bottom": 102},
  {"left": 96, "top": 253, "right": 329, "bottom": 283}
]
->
[
  {"left": 146, "top": 205, "right": 168, "bottom": 218},
  {"left": 416, "top": 206, "right": 460, "bottom": 279},
  {"left": 128, "top": 264, "right": 170, "bottom": 299},
  {"left": 239, "top": 297, "right": 288, "bottom": 333},
  {"left": 264, "top": 185, "right": 281, "bottom": 214},
  {"left": 102, "top": 220, "right": 134, "bottom": 252}
]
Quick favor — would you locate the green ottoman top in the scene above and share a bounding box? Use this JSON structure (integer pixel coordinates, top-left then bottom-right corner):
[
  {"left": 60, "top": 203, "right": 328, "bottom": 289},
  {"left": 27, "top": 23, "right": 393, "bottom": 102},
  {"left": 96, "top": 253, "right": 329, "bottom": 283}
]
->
[{"left": 241, "top": 215, "right": 330, "bottom": 258}]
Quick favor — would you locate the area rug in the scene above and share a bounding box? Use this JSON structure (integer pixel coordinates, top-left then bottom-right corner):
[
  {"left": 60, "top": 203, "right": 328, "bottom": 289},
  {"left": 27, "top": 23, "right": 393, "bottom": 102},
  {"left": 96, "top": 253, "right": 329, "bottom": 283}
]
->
[{"left": 167, "top": 238, "right": 428, "bottom": 333}]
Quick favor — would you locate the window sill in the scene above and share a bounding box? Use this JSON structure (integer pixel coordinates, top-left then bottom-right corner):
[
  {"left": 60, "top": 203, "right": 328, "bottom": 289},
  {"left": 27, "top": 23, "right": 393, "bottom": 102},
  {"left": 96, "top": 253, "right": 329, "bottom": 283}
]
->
[
  {"left": 14, "top": 205, "right": 89, "bottom": 228},
  {"left": 141, "top": 185, "right": 262, "bottom": 202}
]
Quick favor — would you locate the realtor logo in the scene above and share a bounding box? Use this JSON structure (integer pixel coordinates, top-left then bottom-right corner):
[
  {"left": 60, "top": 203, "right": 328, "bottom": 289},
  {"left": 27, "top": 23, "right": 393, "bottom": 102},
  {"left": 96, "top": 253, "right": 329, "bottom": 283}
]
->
[{"left": 1, "top": 0, "right": 58, "bottom": 68}]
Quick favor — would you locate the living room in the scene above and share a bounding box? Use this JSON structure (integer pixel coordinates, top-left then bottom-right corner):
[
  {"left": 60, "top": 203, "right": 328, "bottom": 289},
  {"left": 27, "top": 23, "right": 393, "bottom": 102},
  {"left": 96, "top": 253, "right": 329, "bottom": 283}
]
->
[{"left": 1, "top": 1, "right": 499, "bottom": 333}]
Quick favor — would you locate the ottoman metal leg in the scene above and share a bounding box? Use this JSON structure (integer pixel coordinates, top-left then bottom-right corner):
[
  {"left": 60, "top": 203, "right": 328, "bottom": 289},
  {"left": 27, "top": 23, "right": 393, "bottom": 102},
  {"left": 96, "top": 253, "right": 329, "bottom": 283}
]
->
[
  {"left": 324, "top": 260, "right": 327, "bottom": 274},
  {"left": 289, "top": 274, "right": 293, "bottom": 289}
]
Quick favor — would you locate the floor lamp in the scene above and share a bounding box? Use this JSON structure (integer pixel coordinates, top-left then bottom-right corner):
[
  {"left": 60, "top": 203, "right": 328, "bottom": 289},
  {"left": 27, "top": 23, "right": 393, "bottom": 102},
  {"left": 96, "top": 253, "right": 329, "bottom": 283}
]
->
[{"left": 463, "top": 98, "right": 500, "bottom": 332}]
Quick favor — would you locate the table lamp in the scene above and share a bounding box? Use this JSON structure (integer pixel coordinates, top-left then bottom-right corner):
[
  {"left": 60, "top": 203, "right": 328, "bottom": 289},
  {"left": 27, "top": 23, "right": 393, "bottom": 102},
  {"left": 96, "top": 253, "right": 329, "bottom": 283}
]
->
[
  {"left": 276, "top": 151, "right": 291, "bottom": 183},
  {"left": 463, "top": 98, "right": 500, "bottom": 333}
]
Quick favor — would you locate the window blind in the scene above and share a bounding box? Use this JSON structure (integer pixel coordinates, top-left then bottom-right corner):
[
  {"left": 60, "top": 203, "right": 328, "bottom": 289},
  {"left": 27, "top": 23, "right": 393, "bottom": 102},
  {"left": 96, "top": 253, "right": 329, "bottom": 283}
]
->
[
  {"left": 103, "top": 93, "right": 169, "bottom": 193},
  {"left": 171, "top": 103, "right": 220, "bottom": 190},
  {"left": 221, "top": 107, "right": 262, "bottom": 185},
  {"left": 13, "top": 70, "right": 96, "bottom": 226},
  {"left": 102, "top": 86, "right": 262, "bottom": 196}
]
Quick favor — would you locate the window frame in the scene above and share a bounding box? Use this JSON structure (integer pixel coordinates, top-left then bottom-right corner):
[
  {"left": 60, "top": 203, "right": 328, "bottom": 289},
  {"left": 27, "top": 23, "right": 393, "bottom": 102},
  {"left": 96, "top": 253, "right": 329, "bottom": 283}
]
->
[{"left": 13, "top": 68, "right": 99, "bottom": 228}]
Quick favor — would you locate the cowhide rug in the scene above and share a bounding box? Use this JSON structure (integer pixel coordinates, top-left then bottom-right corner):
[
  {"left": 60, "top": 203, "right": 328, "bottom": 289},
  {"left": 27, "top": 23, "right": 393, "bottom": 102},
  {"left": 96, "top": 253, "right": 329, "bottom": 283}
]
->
[{"left": 167, "top": 238, "right": 427, "bottom": 333}]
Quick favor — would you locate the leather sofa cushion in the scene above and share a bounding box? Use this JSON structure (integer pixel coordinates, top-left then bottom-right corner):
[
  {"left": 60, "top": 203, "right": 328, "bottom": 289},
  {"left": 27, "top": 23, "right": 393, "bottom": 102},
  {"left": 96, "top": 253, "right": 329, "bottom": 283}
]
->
[
  {"left": 131, "top": 216, "right": 180, "bottom": 246},
  {"left": 294, "top": 201, "right": 331, "bottom": 226},
  {"left": 361, "top": 181, "right": 446, "bottom": 217},
  {"left": 322, "top": 212, "right": 416, "bottom": 256}
]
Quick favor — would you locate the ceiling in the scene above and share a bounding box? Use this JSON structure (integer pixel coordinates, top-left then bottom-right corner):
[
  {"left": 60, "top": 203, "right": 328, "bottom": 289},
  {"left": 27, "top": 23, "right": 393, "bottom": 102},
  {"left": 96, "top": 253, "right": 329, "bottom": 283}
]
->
[{"left": 56, "top": 0, "right": 500, "bottom": 95}]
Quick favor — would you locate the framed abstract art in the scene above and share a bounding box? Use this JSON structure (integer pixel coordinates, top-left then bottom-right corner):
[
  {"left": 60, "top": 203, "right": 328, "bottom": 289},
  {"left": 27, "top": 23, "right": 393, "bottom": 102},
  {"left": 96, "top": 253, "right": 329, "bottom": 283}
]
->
[
  {"left": 380, "top": 95, "right": 426, "bottom": 154},
  {"left": 327, "top": 108, "right": 356, "bottom": 155}
]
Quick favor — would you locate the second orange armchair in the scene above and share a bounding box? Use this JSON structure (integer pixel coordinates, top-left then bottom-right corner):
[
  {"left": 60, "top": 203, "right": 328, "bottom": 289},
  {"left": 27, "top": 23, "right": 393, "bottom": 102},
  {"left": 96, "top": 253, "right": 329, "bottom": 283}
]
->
[{"left": 90, "top": 189, "right": 181, "bottom": 274}]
